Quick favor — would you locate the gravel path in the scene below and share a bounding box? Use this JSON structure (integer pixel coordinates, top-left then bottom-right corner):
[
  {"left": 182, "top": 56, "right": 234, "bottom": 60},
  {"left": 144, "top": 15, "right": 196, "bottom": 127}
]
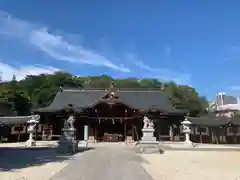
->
[
  {"left": 50, "top": 145, "right": 153, "bottom": 180},
  {"left": 141, "top": 151, "right": 240, "bottom": 180}
]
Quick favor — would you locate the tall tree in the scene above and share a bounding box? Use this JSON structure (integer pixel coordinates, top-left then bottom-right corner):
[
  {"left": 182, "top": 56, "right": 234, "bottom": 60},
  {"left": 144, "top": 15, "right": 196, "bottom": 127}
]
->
[{"left": 0, "top": 72, "right": 208, "bottom": 116}]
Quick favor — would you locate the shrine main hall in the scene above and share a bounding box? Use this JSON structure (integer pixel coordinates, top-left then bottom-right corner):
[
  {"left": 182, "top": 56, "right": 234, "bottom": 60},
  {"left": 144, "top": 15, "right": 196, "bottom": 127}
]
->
[{"left": 33, "top": 87, "right": 186, "bottom": 143}]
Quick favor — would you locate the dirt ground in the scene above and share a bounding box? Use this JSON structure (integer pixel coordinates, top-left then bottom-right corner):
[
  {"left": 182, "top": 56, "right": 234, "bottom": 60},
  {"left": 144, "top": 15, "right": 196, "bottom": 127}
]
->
[
  {"left": 0, "top": 162, "right": 67, "bottom": 180},
  {"left": 2, "top": 142, "right": 240, "bottom": 180},
  {"left": 141, "top": 150, "right": 240, "bottom": 180},
  {"left": 0, "top": 142, "right": 67, "bottom": 180}
]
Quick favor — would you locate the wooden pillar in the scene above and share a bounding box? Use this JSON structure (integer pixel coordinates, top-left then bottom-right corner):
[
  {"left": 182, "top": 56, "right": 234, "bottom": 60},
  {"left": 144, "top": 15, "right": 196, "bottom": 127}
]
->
[
  {"left": 234, "top": 126, "right": 237, "bottom": 144},
  {"left": 41, "top": 115, "right": 45, "bottom": 140},
  {"left": 210, "top": 127, "right": 214, "bottom": 143},
  {"left": 218, "top": 127, "right": 222, "bottom": 143},
  {"left": 17, "top": 130, "right": 21, "bottom": 142},
  {"left": 172, "top": 125, "right": 175, "bottom": 141},
  {"left": 224, "top": 126, "right": 227, "bottom": 143},
  {"left": 213, "top": 128, "right": 216, "bottom": 144},
  {"left": 132, "top": 123, "right": 135, "bottom": 141},
  {"left": 169, "top": 125, "right": 173, "bottom": 141},
  {"left": 135, "top": 125, "right": 139, "bottom": 141},
  {"left": 237, "top": 126, "right": 239, "bottom": 144},
  {"left": 133, "top": 123, "right": 139, "bottom": 141},
  {"left": 199, "top": 127, "right": 203, "bottom": 143},
  {"left": 35, "top": 124, "right": 38, "bottom": 140},
  {"left": 222, "top": 126, "right": 226, "bottom": 143},
  {"left": 158, "top": 122, "right": 162, "bottom": 141},
  {"left": 216, "top": 128, "right": 219, "bottom": 144},
  {"left": 93, "top": 123, "right": 96, "bottom": 143},
  {"left": 124, "top": 122, "right": 127, "bottom": 141},
  {"left": 95, "top": 122, "right": 98, "bottom": 143},
  {"left": 211, "top": 127, "right": 219, "bottom": 144},
  {"left": 178, "top": 124, "right": 181, "bottom": 141}
]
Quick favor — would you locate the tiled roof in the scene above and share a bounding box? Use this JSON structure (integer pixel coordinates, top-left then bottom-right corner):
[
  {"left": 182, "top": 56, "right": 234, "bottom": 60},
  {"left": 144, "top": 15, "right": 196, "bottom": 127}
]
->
[
  {"left": 188, "top": 114, "right": 240, "bottom": 126},
  {"left": 34, "top": 89, "right": 185, "bottom": 114},
  {"left": 0, "top": 116, "right": 33, "bottom": 125}
]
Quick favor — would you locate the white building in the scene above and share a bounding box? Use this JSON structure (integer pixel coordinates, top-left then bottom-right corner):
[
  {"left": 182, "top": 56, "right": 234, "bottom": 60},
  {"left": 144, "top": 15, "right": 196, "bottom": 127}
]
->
[{"left": 214, "top": 92, "right": 240, "bottom": 111}]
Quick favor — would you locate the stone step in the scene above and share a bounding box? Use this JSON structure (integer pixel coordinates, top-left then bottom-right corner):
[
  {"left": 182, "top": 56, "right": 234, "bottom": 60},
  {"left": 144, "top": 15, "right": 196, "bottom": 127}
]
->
[{"left": 141, "top": 137, "right": 157, "bottom": 141}]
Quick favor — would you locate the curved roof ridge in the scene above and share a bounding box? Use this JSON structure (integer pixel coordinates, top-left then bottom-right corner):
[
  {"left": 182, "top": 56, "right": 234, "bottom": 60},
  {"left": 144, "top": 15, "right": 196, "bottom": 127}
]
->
[
  {"left": 116, "top": 90, "right": 163, "bottom": 92},
  {"left": 62, "top": 87, "right": 163, "bottom": 91},
  {"left": 63, "top": 89, "right": 108, "bottom": 92},
  {"left": 0, "top": 115, "right": 34, "bottom": 119},
  {"left": 0, "top": 115, "right": 37, "bottom": 125}
]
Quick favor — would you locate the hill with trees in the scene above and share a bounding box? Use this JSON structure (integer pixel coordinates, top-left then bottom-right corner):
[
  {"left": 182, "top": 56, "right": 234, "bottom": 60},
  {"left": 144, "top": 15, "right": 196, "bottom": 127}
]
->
[{"left": 0, "top": 72, "right": 208, "bottom": 117}]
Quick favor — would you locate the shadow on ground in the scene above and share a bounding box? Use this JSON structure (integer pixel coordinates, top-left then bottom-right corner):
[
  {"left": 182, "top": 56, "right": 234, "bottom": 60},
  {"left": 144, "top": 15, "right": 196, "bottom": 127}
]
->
[{"left": 0, "top": 147, "right": 94, "bottom": 171}]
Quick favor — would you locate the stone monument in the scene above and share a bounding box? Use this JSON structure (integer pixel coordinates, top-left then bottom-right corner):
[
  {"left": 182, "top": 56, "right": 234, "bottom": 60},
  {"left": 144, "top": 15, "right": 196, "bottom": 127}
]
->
[
  {"left": 26, "top": 114, "right": 40, "bottom": 147},
  {"left": 57, "top": 115, "right": 78, "bottom": 154},
  {"left": 138, "top": 116, "right": 162, "bottom": 153},
  {"left": 181, "top": 117, "right": 193, "bottom": 145}
]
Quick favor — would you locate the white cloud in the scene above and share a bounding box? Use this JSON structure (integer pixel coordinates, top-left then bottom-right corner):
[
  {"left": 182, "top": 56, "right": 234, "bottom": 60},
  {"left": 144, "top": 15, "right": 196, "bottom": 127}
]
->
[
  {"left": 231, "top": 86, "right": 240, "bottom": 91},
  {"left": 0, "top": 11, "right": 190, "bottom": 84},
  {"left": 0, "top": 11, "right": 130, "bottom": 73},
  {"left": 0, "top": 62, "right": 59, "bottom": 81},
  {"left": 127, "top": 53, "right": 191, "bottom": 85}
]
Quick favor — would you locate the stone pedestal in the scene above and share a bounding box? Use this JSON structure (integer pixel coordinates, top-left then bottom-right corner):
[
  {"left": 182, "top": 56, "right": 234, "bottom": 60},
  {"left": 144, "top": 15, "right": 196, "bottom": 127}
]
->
[
  {"left": 139, "top": 128, "right": 161, "bottom": 154},
  {"left": 78, "top": 140, "right": 88, "bottom": 147},
  {"left": 185, "top": 132, "right": 191, "bottom": 143},
  {"left": 57, "top": 127, "right": 78, "bottom": 154},
  {"left": 26, "top": 133, "right": 36, "bottom": 147}
]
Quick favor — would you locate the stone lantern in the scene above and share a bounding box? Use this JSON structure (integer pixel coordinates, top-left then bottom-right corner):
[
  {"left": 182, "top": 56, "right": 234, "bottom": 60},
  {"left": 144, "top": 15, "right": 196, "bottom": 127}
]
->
[
  {"left": 181, "top": 117, "right": 192, "bottom": 144},
  {"left": 26, "top": 115, "right": 40, "bottom": 147}
]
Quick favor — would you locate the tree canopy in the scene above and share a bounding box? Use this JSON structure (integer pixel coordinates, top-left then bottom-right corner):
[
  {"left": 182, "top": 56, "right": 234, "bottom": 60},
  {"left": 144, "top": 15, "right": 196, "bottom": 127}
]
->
[{"left": 0, "top": 72, "right": 208, "bottom": 117}]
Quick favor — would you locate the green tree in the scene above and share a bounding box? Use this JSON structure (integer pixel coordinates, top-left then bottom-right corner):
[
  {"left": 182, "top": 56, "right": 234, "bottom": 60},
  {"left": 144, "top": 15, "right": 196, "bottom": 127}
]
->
[
  {"left": 3, "top": 75, "right": 31, "bottom": 115},
  {"left": 0, "top": 72, "right": 208, "bottom": 117}
]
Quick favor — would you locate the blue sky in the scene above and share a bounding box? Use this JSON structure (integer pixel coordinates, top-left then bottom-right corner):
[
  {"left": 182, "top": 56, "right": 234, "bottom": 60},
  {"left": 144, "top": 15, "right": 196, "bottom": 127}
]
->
[{"left": 0, "top": 1, "right": 240, "bottom": 100}]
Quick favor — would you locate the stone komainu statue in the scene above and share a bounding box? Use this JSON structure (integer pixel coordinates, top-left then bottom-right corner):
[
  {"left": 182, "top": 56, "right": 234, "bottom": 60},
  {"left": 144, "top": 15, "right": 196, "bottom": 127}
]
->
[
  {"left": 143, "top": 116, "right": 154, "bottom": 129},
  {"left": 67, "top": 115, "right": 75, "bottom": 129}
]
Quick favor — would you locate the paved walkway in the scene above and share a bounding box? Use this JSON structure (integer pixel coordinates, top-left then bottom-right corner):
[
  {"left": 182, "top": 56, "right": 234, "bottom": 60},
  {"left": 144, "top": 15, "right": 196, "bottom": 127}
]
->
[{"left": 50, "top": 144, "right": 153, "bottom": 180}]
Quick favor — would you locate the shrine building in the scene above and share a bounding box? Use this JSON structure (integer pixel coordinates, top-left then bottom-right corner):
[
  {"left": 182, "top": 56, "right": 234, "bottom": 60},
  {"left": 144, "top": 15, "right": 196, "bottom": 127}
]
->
[
  {"left": 1, "top": 86, "right": 240, "bottom": 144},
  {"left": 32, "top": 87, "right": 186, "bottom": 143}
]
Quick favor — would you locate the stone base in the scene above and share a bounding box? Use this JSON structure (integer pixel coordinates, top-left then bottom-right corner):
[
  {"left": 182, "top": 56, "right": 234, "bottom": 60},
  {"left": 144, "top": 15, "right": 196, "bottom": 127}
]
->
[
  {"left": 78, "top": 140, "right": 88, "bottom": 147},
  {"left": 57, "top": 139, "right": 78, "bottom": 154},
  {"left": 182, "top": 141, "right": 194, "bottom": 147},
  {"left": 142, "top": 128, "right": 155, "bottom": 136},
  {"left": 139, "top": 141, "right": 163, "bottom": 154},
  {"left": 141, "top": 136, "right": 157, "bottom": 141},
  {"left": 139, "top": 127, "right": 164, "bottom": 154},
  {"left": 26, "top": 139, "right": 36, "bottom": 147},
  {"left": 57, "top": 127, "right": 78, "bottom": 154}
]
